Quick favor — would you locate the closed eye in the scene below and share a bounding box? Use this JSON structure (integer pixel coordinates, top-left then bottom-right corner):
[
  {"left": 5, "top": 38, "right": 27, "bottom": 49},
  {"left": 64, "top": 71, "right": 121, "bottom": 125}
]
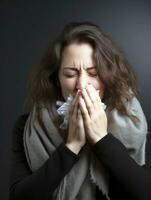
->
[
  {"left": 63, "top": 70, "right": 78, "bottom": 78},
  {"left": 88, "top": 72, "right": 97, "bottom": 77},
  {"left": 64, "top": 73, "right": 78, "bottom": 78},
  {"left": 63, "top": 67, "right": 98, "bottom": 78},
  {"left": 87, "top": 69, "right": 98, "bottom": 77}
]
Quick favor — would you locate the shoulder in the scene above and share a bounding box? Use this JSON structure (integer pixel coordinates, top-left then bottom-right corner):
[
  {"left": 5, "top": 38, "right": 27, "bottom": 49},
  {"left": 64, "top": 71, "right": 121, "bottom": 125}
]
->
[
  {"left": 15, "top": 113, "right": 29, "bottom": 124},
  {"left": 12, "top": 113, "right": 30, "bottom": 138},
  {"left": 14, "top": 113, "right": 29, "bottom": 129},
  {"left": 124, "top": 96, "right": 142, "bottom": 111}
]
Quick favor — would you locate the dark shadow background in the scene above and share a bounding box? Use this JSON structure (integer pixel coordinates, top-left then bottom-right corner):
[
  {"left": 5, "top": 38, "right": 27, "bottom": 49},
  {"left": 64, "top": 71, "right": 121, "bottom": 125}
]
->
[{"left": 1, "top": 0, "right": 151, "bottom": 199}]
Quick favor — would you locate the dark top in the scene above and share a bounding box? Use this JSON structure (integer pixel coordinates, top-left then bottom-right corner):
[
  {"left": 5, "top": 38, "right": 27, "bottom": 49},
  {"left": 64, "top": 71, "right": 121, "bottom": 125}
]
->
[{"left": 9, "top": 114, "right": 151, "bottom": 200}]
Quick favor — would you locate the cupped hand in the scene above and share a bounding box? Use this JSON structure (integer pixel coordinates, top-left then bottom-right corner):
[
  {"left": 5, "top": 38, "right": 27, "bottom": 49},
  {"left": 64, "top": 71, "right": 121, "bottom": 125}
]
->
[
  {"left": 66, "top": 90, "right": 86, "bottom": 154},
  {"left": 78, "top": 84, "right": 108, "bottom": 145}
]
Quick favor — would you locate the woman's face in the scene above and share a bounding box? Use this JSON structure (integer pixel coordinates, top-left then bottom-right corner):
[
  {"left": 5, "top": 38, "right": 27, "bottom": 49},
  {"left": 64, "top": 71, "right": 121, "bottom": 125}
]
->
[{"left": 58, "top": 42, "right": 105, "bottom": 101}]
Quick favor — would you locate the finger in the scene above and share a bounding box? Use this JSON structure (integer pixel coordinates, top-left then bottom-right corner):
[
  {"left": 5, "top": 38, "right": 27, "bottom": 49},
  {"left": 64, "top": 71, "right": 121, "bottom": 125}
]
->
[
  {"left": 77, "top": 108, "right": 82, "bottom": 122},
  {"left": 77, "top": 108, "right": 85, "bottom": 127},
  {"left": 86, "top": 84, "right": 100, "bottom": 103},
  {"left": 70, "top": 90, "right": 81, "bottom": 115},
  {"left": 72, "top": 98, "right": 79, "bottom": 119},
  {"left": 86, "top": 84, "right": 103, "bottom": 111},
  {"left": 79, "top": 95, "right": 90, "bottom": 121},
  {"left": 81, "top": 88, "right": 93, "bottom": 115},
  {"left": 77, "top": 108, "right": 81, "bottom": 118}
]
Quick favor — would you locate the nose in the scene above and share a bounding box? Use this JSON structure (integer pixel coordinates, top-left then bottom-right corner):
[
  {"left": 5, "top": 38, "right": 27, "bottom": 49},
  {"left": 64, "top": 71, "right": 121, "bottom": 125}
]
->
[{"left": 76, "top": 74, "right": 89, "bottom": 90}]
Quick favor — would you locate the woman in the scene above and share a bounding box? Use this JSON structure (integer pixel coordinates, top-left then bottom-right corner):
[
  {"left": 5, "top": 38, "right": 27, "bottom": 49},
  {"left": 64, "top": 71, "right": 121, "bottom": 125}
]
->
[{"left": 9, "top": 21, "right": 150, "bottom": 200}]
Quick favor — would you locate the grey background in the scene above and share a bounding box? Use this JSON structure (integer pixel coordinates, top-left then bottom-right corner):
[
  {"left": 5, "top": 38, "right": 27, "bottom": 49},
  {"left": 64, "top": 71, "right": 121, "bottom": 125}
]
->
[{"left": 1, "top": 0, "right": 151, "bottom": 199}]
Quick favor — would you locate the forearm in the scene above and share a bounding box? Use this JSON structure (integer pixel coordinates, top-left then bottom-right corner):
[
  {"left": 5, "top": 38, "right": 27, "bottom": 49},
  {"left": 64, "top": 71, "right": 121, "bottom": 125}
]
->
[
  {"left": 92, "top": 133, "right": 151, "bottom": 200},
  {"left": 9, "top": 143, "right": 79, "bottom": 200}
]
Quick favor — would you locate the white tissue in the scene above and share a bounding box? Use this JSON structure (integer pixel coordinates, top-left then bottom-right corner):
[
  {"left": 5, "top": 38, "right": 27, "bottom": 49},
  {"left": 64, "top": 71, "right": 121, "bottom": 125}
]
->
[
  {"left": 56, "top": 94, "right": 74, "bottom": 130},
  {"left": 56, "top": 92, "right": 106, "bottom": 130}
]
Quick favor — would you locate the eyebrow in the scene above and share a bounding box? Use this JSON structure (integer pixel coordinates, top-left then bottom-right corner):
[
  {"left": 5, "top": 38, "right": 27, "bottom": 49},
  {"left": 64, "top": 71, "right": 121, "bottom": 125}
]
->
[
  {"left": 87, "top": 66, "right": 96, "bottom": 70},
  {"left": 63, "top": 66, "right": 96, "bottom": 71}
]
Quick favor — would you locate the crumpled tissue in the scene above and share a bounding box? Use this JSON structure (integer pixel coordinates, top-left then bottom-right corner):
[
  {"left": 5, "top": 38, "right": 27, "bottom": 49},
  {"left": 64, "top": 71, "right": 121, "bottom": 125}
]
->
[{"left": 56, "top": 92, "right": 106, "bottom": 130}]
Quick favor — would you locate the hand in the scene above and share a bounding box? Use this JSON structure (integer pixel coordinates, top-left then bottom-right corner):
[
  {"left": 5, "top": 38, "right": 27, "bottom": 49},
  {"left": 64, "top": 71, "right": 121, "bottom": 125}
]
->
[
  {"left": 65, "top": 90, "right": 86, "bottom": 154},
  {"left": 78, "top": 84, "right": 108, "bottom": 145}
]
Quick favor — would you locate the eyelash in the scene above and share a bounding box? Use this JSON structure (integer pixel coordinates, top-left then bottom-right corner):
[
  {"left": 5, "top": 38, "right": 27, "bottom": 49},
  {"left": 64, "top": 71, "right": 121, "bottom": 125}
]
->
[
  {"left": 64, "top": 73, "right": 97, "bottom": 78},
  {"left": 89, "top": 73, "right": 97, "bottom": 77},
  {"left": 65, "top": 74, "right": 77, "bottom": 78}
]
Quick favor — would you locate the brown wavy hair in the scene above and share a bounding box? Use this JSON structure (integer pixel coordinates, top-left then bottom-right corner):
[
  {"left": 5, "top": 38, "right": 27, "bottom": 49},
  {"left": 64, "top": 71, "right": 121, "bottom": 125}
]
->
[{"left": 23, "top": 21, "right": 140, "bottom": 129}]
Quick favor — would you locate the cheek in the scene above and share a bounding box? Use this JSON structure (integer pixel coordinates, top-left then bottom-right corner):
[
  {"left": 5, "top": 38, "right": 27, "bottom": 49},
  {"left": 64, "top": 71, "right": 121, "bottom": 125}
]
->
[
  {"left": 89, "top": 79, "right": 105, "bottom": 99},
  {"left": 59, "top": 78, "right": 76, "bottom": 100}
]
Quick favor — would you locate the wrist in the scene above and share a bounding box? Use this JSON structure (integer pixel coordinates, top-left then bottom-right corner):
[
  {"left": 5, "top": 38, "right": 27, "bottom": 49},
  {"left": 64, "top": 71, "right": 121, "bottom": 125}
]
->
[
  {"left": 90, "top": 133, "right": 107, "bottom": 145},
  {"left": 65, "top": 143, "right": 82, "bottom": 155}
]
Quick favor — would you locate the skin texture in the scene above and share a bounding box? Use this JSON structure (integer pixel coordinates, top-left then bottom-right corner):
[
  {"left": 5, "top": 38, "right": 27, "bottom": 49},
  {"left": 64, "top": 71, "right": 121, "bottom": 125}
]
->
[
  {"left": 58, "top": 43, "right": 107, "bottom": 154},
  {"left": 58, "top": 43, "right": 105, "bottom": 99}
]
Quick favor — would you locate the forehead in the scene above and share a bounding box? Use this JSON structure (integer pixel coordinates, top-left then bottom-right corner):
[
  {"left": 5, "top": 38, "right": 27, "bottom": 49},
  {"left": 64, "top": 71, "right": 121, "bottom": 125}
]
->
[
  {"left": 61, "top": 43, "right": 95, "bottom": 69},
  {"left": 63, "top": 42, "right": 93, "bottom": 54}
]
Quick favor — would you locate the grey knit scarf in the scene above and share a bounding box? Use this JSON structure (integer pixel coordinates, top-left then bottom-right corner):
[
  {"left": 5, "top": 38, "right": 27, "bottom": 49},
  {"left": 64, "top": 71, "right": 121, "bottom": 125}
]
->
[{"left": 23, "top": 96, "right": 148, "bottom": 200}]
